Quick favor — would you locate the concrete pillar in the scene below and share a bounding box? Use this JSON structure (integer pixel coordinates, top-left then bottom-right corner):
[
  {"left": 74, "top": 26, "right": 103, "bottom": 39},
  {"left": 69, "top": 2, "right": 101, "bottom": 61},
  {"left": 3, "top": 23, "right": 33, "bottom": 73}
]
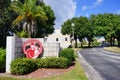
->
[{"left": 6, "top": 36, "right": 15, "bottom": 73}]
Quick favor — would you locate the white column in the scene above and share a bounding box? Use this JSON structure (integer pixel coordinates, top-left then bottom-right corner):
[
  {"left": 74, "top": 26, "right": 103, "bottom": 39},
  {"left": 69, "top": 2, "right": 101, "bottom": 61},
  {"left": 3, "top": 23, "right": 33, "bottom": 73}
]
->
[{"left": 6, "top": 36, "right": 15, "bottom": 73}]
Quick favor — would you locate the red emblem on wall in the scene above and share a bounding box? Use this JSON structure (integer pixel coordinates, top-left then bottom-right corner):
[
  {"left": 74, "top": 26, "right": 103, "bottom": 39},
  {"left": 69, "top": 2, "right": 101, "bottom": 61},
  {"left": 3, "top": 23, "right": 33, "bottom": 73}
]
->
[{"left": 23, "top": 39, "right": 43, "bottom": 59}]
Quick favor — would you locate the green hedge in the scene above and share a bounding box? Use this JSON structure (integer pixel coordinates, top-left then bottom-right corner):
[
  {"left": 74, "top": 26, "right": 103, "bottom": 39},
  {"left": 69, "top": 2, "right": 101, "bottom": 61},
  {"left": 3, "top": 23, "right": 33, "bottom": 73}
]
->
[
  {"left": 0, "top": 48, "right": 6, "bottom": 72},
  {"left": 60, "top": 48, "right": 75, "bottom": 65},
  {"left": 11, "top": 57, "right": 69, "bottom": 75},
  {"left": 11, "top": 58, "right": 37, "bottom": 75},
  {"left": 37, "top": 57, "right": 69, "bottom": 69}
]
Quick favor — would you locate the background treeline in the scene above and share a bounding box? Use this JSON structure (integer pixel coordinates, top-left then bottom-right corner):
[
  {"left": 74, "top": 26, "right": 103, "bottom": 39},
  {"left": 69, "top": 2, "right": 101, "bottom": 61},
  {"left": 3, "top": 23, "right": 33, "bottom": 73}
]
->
[{"left": 61, "top": 13, "right": 120, "bottom": 47}]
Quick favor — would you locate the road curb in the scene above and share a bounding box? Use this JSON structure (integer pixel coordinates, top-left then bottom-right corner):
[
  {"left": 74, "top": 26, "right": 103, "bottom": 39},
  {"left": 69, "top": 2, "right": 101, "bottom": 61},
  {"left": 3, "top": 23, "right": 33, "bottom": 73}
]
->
[{"left": 78, "top": 51, "right": 105, "bottom": 80}]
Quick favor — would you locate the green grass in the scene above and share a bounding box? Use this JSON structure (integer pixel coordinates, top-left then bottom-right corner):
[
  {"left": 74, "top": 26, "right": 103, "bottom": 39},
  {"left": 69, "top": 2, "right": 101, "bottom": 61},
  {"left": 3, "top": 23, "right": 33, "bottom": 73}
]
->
[
  {"left": 104, "top": 47, "right": 120, "bottom": 53},
  {"left": 74, "top": 48, "right": 81, "bottom": 58},
  {"left": 0, "top": 77, "right": 20, "bottom": 80},
  {"left": 0, "top": 59, "right": 87, "bottom": 80},
  {"left": 33, "top": 59, "right": 87, "bottom": 80}
]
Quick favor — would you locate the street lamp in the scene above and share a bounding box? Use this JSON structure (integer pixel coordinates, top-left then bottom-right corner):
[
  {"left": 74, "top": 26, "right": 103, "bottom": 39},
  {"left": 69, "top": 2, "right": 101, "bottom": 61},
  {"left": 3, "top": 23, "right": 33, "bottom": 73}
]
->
[
  {"left": 71, "top": 23, "right": 74, "bottom": 40},
  {"left": 71, "top": 23, "right": 74, "bottom": 48}
]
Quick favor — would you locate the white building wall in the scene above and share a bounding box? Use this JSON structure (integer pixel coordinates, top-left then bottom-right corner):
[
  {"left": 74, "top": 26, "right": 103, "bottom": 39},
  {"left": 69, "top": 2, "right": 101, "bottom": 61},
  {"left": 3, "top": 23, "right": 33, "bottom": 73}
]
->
[{"left": 47, "top": 29, "right": 71, "bottom": 49}]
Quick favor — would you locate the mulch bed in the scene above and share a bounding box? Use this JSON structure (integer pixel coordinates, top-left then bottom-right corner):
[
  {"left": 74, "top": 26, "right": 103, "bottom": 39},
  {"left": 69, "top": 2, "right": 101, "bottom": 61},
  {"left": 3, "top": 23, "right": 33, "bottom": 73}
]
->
[{"left": 0, "top": 65, "right": 74, "bottom": 79}]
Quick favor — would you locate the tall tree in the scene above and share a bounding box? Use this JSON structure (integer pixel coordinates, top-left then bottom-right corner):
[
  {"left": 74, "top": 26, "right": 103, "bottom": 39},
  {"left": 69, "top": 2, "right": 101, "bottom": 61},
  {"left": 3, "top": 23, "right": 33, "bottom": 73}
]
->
[
  {"left": 77, "top": 16, "right": 91, "bottom": 47},
  {"left": 10, "top": 0, "right": 48, "bottom": 37},
  {"left": 61, "top": 19, "right": 73, "bottom": 47},
  {"left": 61, "top": 16, "right": 93, "bottom": 48},
  {"left": 85, "top": 19, "right": 94, "bottom": 47},
  {"left": 0, "top": 0, "right": 16, "bottom": 47},
  {"left": 36, "top": 3, "right": 55, "bottom": 38},
  {"left": 114, "top": 14, "right": 120, "bottom": 46},
  {"left": 92, "top": 13, "right": 118, "bottom": 46}
]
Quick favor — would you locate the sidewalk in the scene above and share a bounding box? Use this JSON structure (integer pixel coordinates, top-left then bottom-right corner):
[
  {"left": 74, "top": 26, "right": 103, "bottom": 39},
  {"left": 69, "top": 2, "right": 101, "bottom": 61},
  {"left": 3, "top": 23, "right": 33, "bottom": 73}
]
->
[{"left": 78, "top": 51, "right": 105, "bottom": 80}]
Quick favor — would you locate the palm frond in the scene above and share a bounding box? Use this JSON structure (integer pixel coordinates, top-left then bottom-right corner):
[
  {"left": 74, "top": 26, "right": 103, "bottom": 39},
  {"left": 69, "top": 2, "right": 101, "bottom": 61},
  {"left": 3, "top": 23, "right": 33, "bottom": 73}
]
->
[
  {"left": 10, "top": 0, "right": 48, "bottom": 37},
  {"left": 35, "top": 13, "right": 48, "bottom": 20},
  {"left": 12, "top": 14, "right": 25, "bottom": 26},
  {"left": 34, "top": 6, "right": 48, "bottom": 20},
  {"left": 10, "top": 1, "right": 23, "bottom": 14}
]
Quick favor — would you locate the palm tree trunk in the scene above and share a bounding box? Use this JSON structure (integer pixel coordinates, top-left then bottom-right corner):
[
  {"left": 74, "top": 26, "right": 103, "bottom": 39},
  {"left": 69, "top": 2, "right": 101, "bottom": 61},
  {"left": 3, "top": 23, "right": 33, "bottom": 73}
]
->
[
  {"left": 23, "top": 20, "right": 37, "bottom": 38},
  {"left": 31, "top": 20, "right": 37, "bottom": 37}
]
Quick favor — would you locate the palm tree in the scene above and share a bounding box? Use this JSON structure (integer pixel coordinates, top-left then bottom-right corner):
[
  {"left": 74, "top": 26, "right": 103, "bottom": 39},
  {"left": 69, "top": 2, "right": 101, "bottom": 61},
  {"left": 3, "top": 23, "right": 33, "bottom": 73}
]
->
[{"left": 10, "top": 0, "right": 47, "bottom": 37}]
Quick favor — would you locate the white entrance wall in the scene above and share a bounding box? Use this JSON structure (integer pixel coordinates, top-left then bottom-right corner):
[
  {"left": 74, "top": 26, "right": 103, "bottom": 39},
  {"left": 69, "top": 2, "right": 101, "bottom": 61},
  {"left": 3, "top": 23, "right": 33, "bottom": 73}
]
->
[{"left": 6, "top": 36, "right": 60, "bottom": 73}]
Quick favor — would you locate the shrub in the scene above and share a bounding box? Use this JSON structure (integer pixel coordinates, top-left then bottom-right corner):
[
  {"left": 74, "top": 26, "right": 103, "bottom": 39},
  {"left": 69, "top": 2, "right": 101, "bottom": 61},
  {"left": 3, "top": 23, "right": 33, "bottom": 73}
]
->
[
  {"left": 11, "top": 58, "right": 37, "bottom": 75},
  {"left": 11, "top": 57, "right": 69, "bottom": 75},
  {"left": 16, "top": 31, "right": 30, "bottom": 38},
  {"left": 60, "top": 48, "right": 75, "bottom": 65},
  {"left": 92, "top": 40, "right": 101, "bottom": 46},
  {"left": 57, "top": 57, "right": 69, "bottom": 68},
  {"left": 82, "top": 41, "right": 87, "bottom": 46},
  {"left": 0, "top": 48, "right": 6, "bottom": 72},
  {"left": 35, "top": 59, "right": 45, "bottom": 68},
  {"left": 37, "top": 57, "right": 69, "bottom": 69}
]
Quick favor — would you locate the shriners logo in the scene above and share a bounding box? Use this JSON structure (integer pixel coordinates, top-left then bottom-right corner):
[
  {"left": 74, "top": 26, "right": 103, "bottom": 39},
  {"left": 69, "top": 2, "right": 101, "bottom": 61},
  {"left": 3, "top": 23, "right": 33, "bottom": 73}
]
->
[{"left": 23, "top": 39, "right": 43, "bottom": 59}]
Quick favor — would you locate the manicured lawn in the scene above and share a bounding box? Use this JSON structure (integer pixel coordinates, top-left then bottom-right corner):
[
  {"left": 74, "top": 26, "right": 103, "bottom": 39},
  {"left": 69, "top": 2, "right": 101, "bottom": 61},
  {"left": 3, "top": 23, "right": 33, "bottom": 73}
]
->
[
  {"left": 104, "top": 47, "right": 120, "bottom": 53},
  {"left": 0, "top": 77, "right": 19, "bottom": 80},
  {"left": 0, "top": 59, "right": 87, "bottom": 80}
]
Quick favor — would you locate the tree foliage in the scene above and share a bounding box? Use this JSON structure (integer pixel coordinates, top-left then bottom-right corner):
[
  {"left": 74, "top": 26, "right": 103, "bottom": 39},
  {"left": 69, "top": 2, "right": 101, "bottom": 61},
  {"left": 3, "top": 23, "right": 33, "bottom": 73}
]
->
[
  {"left": 61, "top": 16, "right": 94, "bottom": 47},
  {"left": 10, "top": 0, "right": 48, "bottom": 38},
  {"left": 0, "top": 0, "right": 55, "bottom": 48},
  {"left": 36, "top": 3, "right": 55, "bottom": 38},
  {"left": 61, "top": 13, "right": 120, "bottom": 47},
  {"left": 0, "top": 0, "right": 17, "bottom": 47},
  {"left": 91, "top": 13, "right": 120, "bottom": 46},
  {"left": 10, "top": 0, "right": 55, "bottom": 38}
]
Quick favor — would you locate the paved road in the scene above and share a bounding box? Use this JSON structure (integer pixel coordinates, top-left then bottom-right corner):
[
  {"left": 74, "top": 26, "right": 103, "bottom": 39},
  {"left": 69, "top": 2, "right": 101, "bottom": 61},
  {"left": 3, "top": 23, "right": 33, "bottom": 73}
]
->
[{"left": 79, "top": 48, "right": 120, "bottom": 80}]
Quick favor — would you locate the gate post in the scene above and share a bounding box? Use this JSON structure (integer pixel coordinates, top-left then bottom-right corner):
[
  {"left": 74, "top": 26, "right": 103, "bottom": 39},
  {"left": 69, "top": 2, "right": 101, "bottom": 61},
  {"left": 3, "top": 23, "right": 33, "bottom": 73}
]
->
[{"left": 6, "top": 36, "right": 15, "bottom": 73}]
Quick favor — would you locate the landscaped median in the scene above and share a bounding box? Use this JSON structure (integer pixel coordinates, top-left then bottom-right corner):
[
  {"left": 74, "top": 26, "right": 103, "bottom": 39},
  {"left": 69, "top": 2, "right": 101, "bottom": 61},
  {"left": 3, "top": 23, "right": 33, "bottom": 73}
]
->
[{"left": 104, "top": 47, "right": 120, "bottom": 53}]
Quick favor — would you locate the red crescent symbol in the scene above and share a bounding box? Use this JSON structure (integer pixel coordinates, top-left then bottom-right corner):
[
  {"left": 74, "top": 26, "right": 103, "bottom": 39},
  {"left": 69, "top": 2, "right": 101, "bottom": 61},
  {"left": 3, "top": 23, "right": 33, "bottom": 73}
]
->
[{"left": 23, "top": 39, "right": 43, "bottom": 59}]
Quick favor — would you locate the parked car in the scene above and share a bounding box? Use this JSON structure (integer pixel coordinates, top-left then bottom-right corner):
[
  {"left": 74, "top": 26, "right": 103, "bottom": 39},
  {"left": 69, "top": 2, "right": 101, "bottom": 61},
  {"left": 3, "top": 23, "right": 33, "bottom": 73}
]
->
[{"left": 101, "top": 41, "right": 110, "bottom": 47}]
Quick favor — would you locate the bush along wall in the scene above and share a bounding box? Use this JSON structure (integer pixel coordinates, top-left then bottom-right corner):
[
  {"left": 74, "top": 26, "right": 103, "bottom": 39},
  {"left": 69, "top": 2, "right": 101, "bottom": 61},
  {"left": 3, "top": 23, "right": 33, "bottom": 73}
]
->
[
  {"left": 10, "top": 48, "right": 75, "bottom": 75},
  {"left": 10, "top": 57, "right": 69, "bottom": 75},
  {"left": 0, "top": 48, "right": 6, "bottom": 72},
  {"left": 36, "top": 57, "right": 69, "bottom": 69},
  {"left": 60, "top": 48, "right": 75, "bottom": 66},
  {"left": 11, "top": 58, "right": 38, "bottom": 75}
]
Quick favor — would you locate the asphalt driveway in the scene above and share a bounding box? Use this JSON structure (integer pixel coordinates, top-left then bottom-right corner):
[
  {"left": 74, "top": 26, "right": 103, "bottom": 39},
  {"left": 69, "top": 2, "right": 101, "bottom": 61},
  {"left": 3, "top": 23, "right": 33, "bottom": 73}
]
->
[{"left": 79, "top": 48, "right": 120, "bottom": 80}]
